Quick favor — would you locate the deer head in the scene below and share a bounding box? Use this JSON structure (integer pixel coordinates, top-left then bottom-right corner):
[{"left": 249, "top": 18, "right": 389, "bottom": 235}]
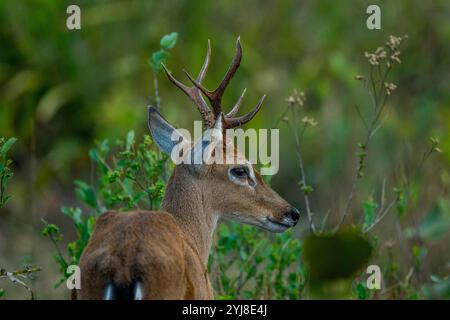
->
[{"left": 148, "top": 38, "right": 300, "bottom": 234}]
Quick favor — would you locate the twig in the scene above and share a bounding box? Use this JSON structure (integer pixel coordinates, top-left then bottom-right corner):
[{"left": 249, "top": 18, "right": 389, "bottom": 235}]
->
[
  {"left": 0, "top": 266, "right": 40, "bottom": 300},
  {"left": 364, "top": 197, "right": 396, "bottom": 232},
  {"left": 272, "top": 105, "right": 290, "bottom": 129},
  {"left": 41, "top": 219, "right": 69, "bottom": 269},
  {"left": 97, "top": 155, "right": 140, "bottom": 210},
  {"left": 288, "top": 108, "right": 317, "bottom": 233},
  {"left": 232, "top": 241, "right": 265, "bottom": 295},
  {"left": 381, "top": 177, "right": 386, "bottom": 208},
  {"left": 337, "top": 64, "right": 391, "bottom": 228},
  {"left": 320, "top": 209, "right": 331, "bottom": 231},
  {"left": 0, "top": 173, "right": 5, "bottom": 206},
  {"left": 153, "top": 75, "right": 161, "bottom": 110},
  {"left": 353, "top": 104, "right": 368, "bottom": 130}
]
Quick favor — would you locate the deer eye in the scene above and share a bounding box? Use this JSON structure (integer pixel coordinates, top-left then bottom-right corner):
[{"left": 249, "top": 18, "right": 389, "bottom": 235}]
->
[{"left": 230, "top": 166, "right": 248, "bottom": 178}]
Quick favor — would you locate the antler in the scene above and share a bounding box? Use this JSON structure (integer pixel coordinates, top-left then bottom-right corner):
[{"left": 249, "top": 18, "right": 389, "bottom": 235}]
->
[
  {"left": 161, "top": 40, "right": 215, "bottom": 127},
  {"left": 162, "top": 37, "right": 265, "bottom": 129}
]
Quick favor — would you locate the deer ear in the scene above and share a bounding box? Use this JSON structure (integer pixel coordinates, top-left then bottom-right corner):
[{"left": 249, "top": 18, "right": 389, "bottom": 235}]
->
[{"left": 147, "top": 106, "right": 189, "bottom": 156}]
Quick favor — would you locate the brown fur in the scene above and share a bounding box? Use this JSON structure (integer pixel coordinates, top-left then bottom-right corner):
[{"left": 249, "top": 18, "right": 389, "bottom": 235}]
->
[
  {"left": 77, "top": 210, "right": 212, "bottom": 299},
  {"left": 77, "top": 154, "right": 292, "bottom": 300}
]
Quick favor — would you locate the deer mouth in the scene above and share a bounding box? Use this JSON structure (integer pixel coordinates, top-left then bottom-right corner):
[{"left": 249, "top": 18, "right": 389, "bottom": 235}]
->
[{"left": 264, "top": 217, "right": 293, "bottom": 233}]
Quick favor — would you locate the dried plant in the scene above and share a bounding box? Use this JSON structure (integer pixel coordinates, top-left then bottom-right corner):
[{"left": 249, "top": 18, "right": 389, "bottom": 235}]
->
[
  {"left": 338, "top": 34, "right": 409, "bottom": 228},
  {"left": 278, "top": 35, "right": 440, "bottom": 234},
  {"left": 0, "top": 266, "right": 40, "bottom": 299},
  {"left": 276, "top": 89, "right": 318, "bottom": 233}
]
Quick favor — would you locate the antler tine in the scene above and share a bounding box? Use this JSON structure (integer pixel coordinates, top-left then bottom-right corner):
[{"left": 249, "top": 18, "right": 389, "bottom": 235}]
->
[
  {"left": 184, "top": 37, "right": 243, "bottom": 117},
  {"left": 183, "top": 70, "right": 214, "bottom": 100},
  {"left": 215, "top": 37, "right": 242, "bottom": 100},
  {"left": 161, "top": 43, "right": 215, "bottom": 126},
  {"left": 162, "top": 63, "right": 192, "bottom": 96},
  {"left": 226, "top": 88, "right": 247, "bottom": 117},
  {"left": 179, "top": 39, "right": 214, "bottom": 104},
  {"left": 197, "top": 39, "right": 211, "bottom": 82},
  {"left": 224, "top": 94, "right": 266, "bottom": 128},
  {"left": 162, "top": 37, "right": 264, "bottom": 129}
]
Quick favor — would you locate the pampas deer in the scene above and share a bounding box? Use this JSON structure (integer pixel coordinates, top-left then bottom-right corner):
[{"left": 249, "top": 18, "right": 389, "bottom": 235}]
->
[{"left": 76, "top": 38, "right": 300, "bottom": 299}]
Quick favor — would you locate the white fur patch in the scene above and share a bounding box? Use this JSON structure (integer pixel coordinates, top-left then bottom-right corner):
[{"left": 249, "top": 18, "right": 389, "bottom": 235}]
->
[
  {"left": 103, "top": 283, "right": 114, "bottom": 300},
  {"left": 134, "top": 281, "right": 144, "bottom": 300}
]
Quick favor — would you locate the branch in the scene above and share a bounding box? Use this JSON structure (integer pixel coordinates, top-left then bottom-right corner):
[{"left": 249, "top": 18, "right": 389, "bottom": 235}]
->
[
  {"left": 0, "top": 266, "right": 40, "bottom": 300},
  {"left": 288, "top": 106, "right": 317, "bottom": 233},
  {"left": 336, "top": 63, "right": 391, "bottom": 229},
  {"left": 364, "top": 197, "right": 397, "bottom": 232}
]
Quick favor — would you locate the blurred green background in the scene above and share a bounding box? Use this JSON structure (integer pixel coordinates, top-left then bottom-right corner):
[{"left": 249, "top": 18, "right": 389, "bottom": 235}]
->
[{"left": 0, "top": 0, "right": 449, "bottom": 299}]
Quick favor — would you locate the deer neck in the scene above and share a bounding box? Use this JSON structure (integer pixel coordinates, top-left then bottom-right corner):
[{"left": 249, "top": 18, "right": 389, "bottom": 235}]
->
[{"left": 161, "top": 165, "right": 218, "bottom": 264}]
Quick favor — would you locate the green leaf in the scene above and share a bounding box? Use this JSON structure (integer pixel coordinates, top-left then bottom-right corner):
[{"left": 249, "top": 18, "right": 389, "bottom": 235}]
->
[
  {"left": 362, "top": 197, "right": 378, "bottom": 227},
  {"left": 418, "top": 199, "right": 450, "bottom": 241},
  {"left": 356, "top": 282, "right": 368, "bottom": 300},
  {"left": 61, "top": 207, "right": 84, "bottom": 226},
  {"left": 41, "top": 222, "right": 60, "bottom": 237},
  {"left": 394, "top": 188, "right": 407, "bottom": 217},
  {"left": 0, "top": 137, "right": 17, "bottom": 156},
  {"left": 411, "top": 245, "right": 427, "bottom": 268},
  {"left": 422, "top": 277, "right": 450, "bottom": 299},
  {"left": 1, "top": 195, "right": 11, "bottom": 207},
  {"left": 89, "top": 148, "right": 100, "bottom": 162},
  {"left": 430, "top": 274, "right": 443, "bottom": 283},
  {"left": 216, "top": 294, "right": 234, "bottom": 300},
  {"left": 73, "top": 180, "right": 97, "bottom": 208},
  {"left": 54, "top": 277, "right": 66, "bottom": 289},
  {"left": 126, "top": 130, "right": 135, "bottom": 152},
  {"left": 99, "top": 139, "right": 110, "bottom": 155},
  {"left": 149, "top": 49, "right": 170, "bottom": 73},
  {"left": 0, "top": 288, "right": 5, "bottom": 298},
  {"left": 160, "top": 32, "right": 178, "bottom": 50}
]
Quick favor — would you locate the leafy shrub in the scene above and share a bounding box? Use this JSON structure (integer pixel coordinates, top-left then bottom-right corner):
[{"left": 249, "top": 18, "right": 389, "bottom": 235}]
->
[
  {"left": 42, "top": 132, "right": 168, "bottom": 286},
  {"left": 210, "top": 223, "right": 306, "bottom": 299},
  {"left": 1, "top": 137, "right": 40, "bottom": 299}
]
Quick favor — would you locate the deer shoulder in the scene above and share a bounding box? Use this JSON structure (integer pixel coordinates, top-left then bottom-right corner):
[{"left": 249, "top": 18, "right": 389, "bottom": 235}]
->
[{"left": 77, "top": 210, "right": 212, "bottom": 299}]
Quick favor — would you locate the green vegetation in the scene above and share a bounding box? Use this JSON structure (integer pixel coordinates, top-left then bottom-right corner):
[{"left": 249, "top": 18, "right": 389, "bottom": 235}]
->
[
  {"left": 0, "top": 138, "right": 40, "bottom": 299},
  {"left": 1, "top": 1, "right": 449, "bottom": 299},
  {"left": 41, "top": 131, "right": 168, "bottom": 287},
  {"left": 0, "top": 137, "right": 17, "bottom": 208},
  {"left": 38, "top": 33, "right": 446, "bottom": 300}
]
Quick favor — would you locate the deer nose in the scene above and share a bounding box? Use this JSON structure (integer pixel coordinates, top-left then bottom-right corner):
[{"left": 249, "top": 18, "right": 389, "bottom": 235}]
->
[{"left": 285, "top": 207, "right": 300, "bottom": 223}]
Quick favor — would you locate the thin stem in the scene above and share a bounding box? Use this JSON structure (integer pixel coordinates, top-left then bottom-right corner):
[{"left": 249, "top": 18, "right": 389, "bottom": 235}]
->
[
  {"left": 337, "top": 65, "right": 391, "bottom": 228},
  {"left": 154, "top": 75, "right": 161, "bottom": 110},
  {"left": 0, "top": 267, "right": 40, "bottom": 300},
  {"left": 353, "top": 104, "right": 368, "bottom": 130},
  {"left": 370, "top": 66, "right": 378, "bottom": 107},
  {"left": 50, "top": 233, "right": 69, "bottom": 269},
  {"left": 413, "top": 145, "right": 437, "bottom": 180},
  {"left": 232, "top": 241, "right": 265, "bottom": 294},
  {"left": 364, "top": 197, "right": 396, "bottom": 232},
  {"left": 272, "top": 104, "right": 290, "bottom": 129},
  {"left": 0, "top": 172, "right": 5, "bottom": 206},
  {"left": 289, "top": 107, "right": 316, "bottom": 233},
  {"left": 338, "top": 130, "right": 371, "bottom": 228},
  {"left": 98, "top": 156, "right": 140, "bottom": 210},
  {"left": 128, "top": 175, "right": 152, "bottom": 208}
]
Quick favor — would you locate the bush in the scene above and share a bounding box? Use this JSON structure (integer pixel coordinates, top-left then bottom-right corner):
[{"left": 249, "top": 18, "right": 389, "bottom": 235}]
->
[{"left": 42, "top": 132, "right": 168, "bottom": 286}]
